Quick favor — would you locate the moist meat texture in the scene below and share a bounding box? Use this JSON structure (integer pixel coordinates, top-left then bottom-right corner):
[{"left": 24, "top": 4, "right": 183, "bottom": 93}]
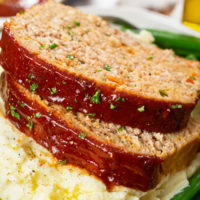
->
[
  {"left": 1, "top": 0, "right": 200, "bottom": 133},
  {"left": 1, "top": 72, "right": 200, "bottom": 191}
]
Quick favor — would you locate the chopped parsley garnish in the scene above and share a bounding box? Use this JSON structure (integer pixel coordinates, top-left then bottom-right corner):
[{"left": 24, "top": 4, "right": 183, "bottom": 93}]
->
[
  {"left": 67, "top": 25, "right": 72, "bottom": 29},
  {"left": 59, "top": 160, "right": 67, "bottom": 165},
  {"left": 68, "top": 32, "right": 73, "bottom": 36},
  {"left": 159, "top": 89, "right": 168, "bottom": 97},
  {"left": 62, "top": 81, "right": 66, "bottom": 85},
  {"left": 26, "top": 118, "right": 33, "bottom": 131},
  {"left": 91, "top": 90, "right": 101, "bottom": 104},
  {"left": 19, "top": 10, "right": 25, "bottom": 14},
  {"left": 110, "top": 103, "right": 117, "bottom": 109},
  {"left": 87, "top": 113, "right": 96, "bottom": 117},
  {"left": 171, "top": 104, "right": 182, "bottom": 109},
  {"left": 49, "top": 43, "right": 58, "bottom": 49},
  {"left": 10, "top": 105, "right": 15, "bottom": 110},
  {"left": 10, "top": 106, "right": 20, "bottom": 120},
  {"left": 30, "top": 83, "right": 38, "bottom": 93},
  {"left": 21, "top": 103, "right": 26, "bottom": 108},
  {"left": 147, "top": 54, "right": 153, "bottom": 59},
  {"left": 73, "top": 20, "right": 80, "bottom": 27},
  {"left": 85, "top": 94, "right": 89, "bottom": 98},
  {"left": 115, "top": 97, "right": 125, "bottom": 102},
  {"left": 28, "top": 74, "right": 34, "bottom": 79},
  {"left": 104, "top": 64, "right": 111, "bottom": 71},
  {"left": 67, "top": 54, "right": 75, "bottom": 60},
  {"left": 118, "top": 127, "right": 123, "bottom": 132},
  {"left": 40, "top": 44, "right": 45, "bottom": 48},
  {"left": 49, "top": 87, "right": 57, "bottom": 95},
  {"left": 66, "top": 106, "right": 73, "bottom": 111},
  {"left": 138, "top": 105, "right": 145, "bottom": 112},
  {"left": 34, "top": 113, "right": 42, "bottom": 118},
  {"left": 190, "top": 76, "right": 196, "bottom": 80},
  {"left": 80, "top": 133, "right": 87, "bottom": 139},
  {"left": 74, "top": 99, "right": 78, "bottom": 103}
]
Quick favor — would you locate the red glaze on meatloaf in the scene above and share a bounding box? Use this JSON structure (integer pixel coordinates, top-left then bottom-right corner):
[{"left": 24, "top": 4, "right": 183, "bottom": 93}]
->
[
  {"left": 0, "top": 72, "right": 162, "bottom": 191},
  {"left": 0, "top": 26, "right": 196, "bottom": 133}
]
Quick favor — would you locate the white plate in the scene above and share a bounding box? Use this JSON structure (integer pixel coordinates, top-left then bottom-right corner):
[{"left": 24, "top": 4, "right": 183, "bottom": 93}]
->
[{"left": 79, "top": 5, "right": 200, "bottom": 37}]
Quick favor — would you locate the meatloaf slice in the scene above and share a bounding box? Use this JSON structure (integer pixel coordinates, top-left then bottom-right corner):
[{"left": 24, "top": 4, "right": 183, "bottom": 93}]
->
[
  {"left": 1, "top": 1, "right": 200, "bottom": 133},
  {"left": 1, "top": 72, "right": 200, "bottom": 192}
]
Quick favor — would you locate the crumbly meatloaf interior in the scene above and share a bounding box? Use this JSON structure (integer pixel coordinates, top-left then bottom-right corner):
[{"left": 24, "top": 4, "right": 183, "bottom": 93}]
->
[
  {"left": 6, "top": 0, "right": 200, "bottom": 103},
  {"left": 12, "top": 76, "right": 200, "bottom": 159}
]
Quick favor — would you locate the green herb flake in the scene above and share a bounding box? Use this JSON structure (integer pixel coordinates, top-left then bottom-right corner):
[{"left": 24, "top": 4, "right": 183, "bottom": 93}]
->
[
  {"left": 67, "top": 25, "right": 72, "bottom": 30},
  {"left": 28, "top": 74, "right": 34, "bottom": 79},
  {"left": 49, "top": 87, "right": 57, "bottom": 95},
  {"left": 104, "top": 64, "right": 111, "bottom": 71},
  {"left": 159, "top": 89, "right": 168, "bottom": 97},
  {"left": 74, "top": 99, "right": 78, "bottom": 103},
  {"left": 115, "top": 97, "right": 125, "bottom": 102},
  {"left": 80, "top": 133, "right": 87, "bottom": 139},
  {"left": 85, "top": 94, "right": 89, "bottom": 98},
  {"left": 66, "top": 106, "right": 73, "bottom": 111},
  {"left": 73, "top": 20, "right": 80, "bottom": 27},
  {"left": 68, "top": 32, "right": 73, "bottom": 36},
  {"left": 91, "top": 90, "right": 101, "bottom": 104},
  {"left": 10, "top": 105, "right": 16, "bottom": 110},
  {"left": 62, "top": 81, "right": 66, "bottom": 85},
  {"left": 118, "top": 127, "right": 123, "bottom": 132},
  {"left": 26, "top": 119, "right": 33, "bottom": 131},
  {"left": 110, "top": 103, "right": 117, "bottom": 110},
  {"left": 19, "top": 10, "right": 25, "bottom": 14},
  {"left": 138, "top": 105, "right": 145, "bottom": 112},
  {"left": 21, "top": 103, "right": 26, "bottom": 108},
  {"left": 87, "top": 113, "right": 96, "bottom": 117},
  {"left": 10, "top": 106, "right": 20, "bottom": 120},
  {"left": 34, "top": 113, "right": 42, "bottom": 118},
  {"left": 190, "top": 76, "right": 196, "bottom": 80},
  {"left": 30, "top": 83, "right": 38, "bottom": 93},
  {"left": 147, "top": 54, "right": 153, "bottom": 59},
  {"left": 67, "top": 54, "right": 75, "bottom": 60},
  {"left": 49, "top": 43, "right": 58, "bottom": 50},
  {"left": 40, "top": 44, "right": 45, "bottom": 48},
  {"left": 59, "top": 160, "right": 67, "bottom": 165},
  {"left": 171, "top": 104, "right": 182, "bottom": 109}
]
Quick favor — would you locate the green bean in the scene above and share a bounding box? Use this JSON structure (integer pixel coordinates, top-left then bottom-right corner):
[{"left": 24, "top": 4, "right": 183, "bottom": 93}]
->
[{"left": 171, "top": 170, "right": 200, "bottom": 200}]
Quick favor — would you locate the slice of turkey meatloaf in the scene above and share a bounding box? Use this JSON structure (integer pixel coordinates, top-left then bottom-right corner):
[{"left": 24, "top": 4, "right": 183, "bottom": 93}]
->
[
  {"left": 1, "top": 0, "right": 200, "bottom": 133},
  {"left": 1, "top": 72, "right": 200, "bottom": 192}
]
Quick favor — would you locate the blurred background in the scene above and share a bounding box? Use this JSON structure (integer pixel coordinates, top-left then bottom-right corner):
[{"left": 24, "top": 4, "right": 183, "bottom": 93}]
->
[{"left": 0, "top": 0, "right": 199, "bottom": 32}]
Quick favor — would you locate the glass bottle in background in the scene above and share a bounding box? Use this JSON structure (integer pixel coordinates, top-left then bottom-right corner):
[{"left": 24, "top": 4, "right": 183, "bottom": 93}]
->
[{"left": 182, "top": 0, "right": 200, "bottom": 32}]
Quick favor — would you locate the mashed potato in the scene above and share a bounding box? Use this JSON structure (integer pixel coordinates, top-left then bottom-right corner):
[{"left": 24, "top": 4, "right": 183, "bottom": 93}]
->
[{"left": 0, "top": 97, "right": 199, "bottom": 200}]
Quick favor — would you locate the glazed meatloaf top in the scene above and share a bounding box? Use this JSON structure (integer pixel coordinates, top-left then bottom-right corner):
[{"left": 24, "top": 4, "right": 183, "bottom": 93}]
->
[
  {"left": 3, "top": 0, "right": 200, "bottom": 103},
  {"left": 1, "top": 0, "right": 200, "bottom": 133},
  {"left": 1, "top": 72, "right": 200, "bottom": 191}
]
